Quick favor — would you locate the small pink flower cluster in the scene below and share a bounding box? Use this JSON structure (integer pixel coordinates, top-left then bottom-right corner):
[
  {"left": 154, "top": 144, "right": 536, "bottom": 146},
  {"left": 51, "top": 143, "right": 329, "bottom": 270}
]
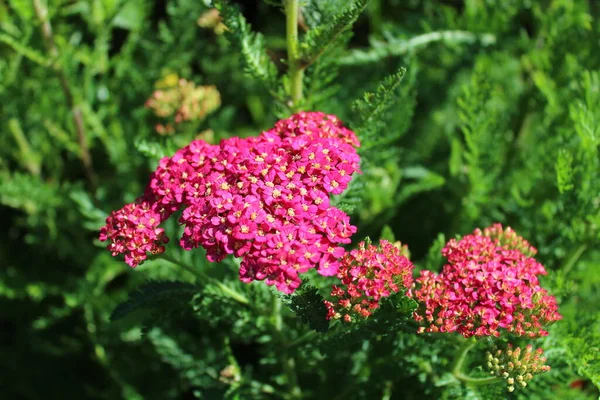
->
[
  {"left": 325, "top": 240, "right": 414, "bottom": 322},
  {"left": 100, "top": 112, "right": 360, "bottom": 293},
  {"left": 412, "top": 224, "right": 562, "bottom": 338},
  {"left": 486, "top": 344, "right": 551, "bottom": 392},
  {"left": 99, "top": 201, "right": 168, "bottom": 267}
]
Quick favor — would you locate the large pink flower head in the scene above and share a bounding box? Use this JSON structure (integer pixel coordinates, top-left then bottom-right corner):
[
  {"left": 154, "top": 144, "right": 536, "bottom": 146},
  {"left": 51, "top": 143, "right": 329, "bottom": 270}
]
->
[
  {"left": 99, "top": 112, "right": 361, "bottom": 293},
  {"left": 325, "top": 240, "right": 414, "bottom": 323},
  {"left": 412, "top": 224, "right": 562, "bottom": 338}
]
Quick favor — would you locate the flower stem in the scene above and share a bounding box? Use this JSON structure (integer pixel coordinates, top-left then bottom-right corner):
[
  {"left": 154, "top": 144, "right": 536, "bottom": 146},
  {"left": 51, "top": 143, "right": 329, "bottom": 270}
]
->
[
  {"left": 285, "top": 330, "right": 318, "bottom": 349},
  {"left": 562, "top": 243, "right": 587, "bottom": 277},
  {"left": 451, "top": 338, "right": 501, "bottom": 387},
  {"left": 160, "top": 253, "right": 250, "bottom": 306},
  {"left": 453, "top": 373, "right": 501, "bottom": 386},
  {"left": 284, "top": 0, "right": 303, "bottom": 110},
  {"left": 451, "top": 338, "right": 477, "bottom": 377}
]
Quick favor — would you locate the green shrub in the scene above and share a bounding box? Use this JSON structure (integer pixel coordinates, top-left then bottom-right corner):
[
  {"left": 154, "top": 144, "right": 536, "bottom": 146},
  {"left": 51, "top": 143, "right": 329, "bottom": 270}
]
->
[{"left": 1, "top": 0, "right": 599, "bottom": 399}]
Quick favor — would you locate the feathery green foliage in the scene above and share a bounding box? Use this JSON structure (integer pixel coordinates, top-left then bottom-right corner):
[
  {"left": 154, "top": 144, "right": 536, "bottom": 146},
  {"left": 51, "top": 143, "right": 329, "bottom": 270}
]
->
[
  {"left": 282, "top": 284, "right": 329, "bottom": 333},
  {"left": 2, "top": 0, "right": 600, "bottom": 399},
  {"left": 214, "top": 0, "right": 280, "bottom": 96},
  {"left": 339, "top": 30, "right": 496, "bottom": 66},
  {"left": 350, "top": 67, "right": 406, "bottom": 138},
  {"left": 110, "top": 281, "right": 198, "bottom": 321},
  {"left": 300, "top": 0, "right": 369, "bottom": 67}
]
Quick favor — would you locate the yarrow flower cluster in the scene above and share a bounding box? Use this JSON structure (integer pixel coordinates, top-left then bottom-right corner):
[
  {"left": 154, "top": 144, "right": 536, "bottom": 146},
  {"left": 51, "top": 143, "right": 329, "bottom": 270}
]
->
[
  {"left": 100, "top": 112, "right": 360, "bottom": 293},
  {"left": 485, "top": 344, "right": 551, "bottom": 392},
  {"left": 145, "top": 76, "right": 221, "bottom": 135},
  {"left": 412, "top": 224, "right": 562, "bottom": 338},
  {"left": 197, "top": 8, "right": 226, "bottom": 35},
  {"left": 325, "top": 240, "right": 414, "bottom": 322}
]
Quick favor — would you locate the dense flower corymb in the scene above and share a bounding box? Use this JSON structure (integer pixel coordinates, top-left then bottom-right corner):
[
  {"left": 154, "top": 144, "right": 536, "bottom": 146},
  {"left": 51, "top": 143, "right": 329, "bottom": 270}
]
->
[
  {"left": 412, "top": 224, "right": 562, "bottom": 338},
  {"left": 100, "top": 112, "right": 360, "bottom": 293},
  {"left": 325, "top": 240, "right": 414, "bottom": 322},
  {"left": 99, "top": 201, "right": 168, "bottom": 267}
]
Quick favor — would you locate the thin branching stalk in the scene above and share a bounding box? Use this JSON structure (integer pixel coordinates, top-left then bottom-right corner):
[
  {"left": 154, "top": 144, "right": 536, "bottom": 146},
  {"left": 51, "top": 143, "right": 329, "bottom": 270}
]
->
[
  {"left": 9, "top": 118, "right": 41, "bottom": 176},
  {"left": 562, "top": 243, "right": 587, "bottom": 277},
  {"left": 451, "top": 338, "right": 501, "bottom": 386},
  {"left": 160, "top": 253, "right": 251, "bottom": 306},
  {"left": 33, "top": 0, "right": 97, "bottom": 192}
]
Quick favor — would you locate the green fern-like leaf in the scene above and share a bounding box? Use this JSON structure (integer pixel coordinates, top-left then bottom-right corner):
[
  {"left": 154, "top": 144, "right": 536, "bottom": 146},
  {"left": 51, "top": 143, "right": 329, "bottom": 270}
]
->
[
  {"left": 282, "top": 284, "right": 329, "bottom": 333},
  {"left": 339, "top": 30, "right": 495, "bottom": 66},
  {"left": 455, "top": 66, "right": 513, "bottom": 221},
  {"left": 351, "top": 67, "right": 406, "bottom": 132},
  {"left": 110, "top": 281, "right": 198, "bottom": 321},
  {"left": 146, "top": 327, "right": 221, "bottom": 391},
  {"left": 214, "top": 0, "right": 279, "bottom": 95},
  {"left": 133, "top": 136, "right": 170, "bottom": 161},
  {"left": 300, "top": 0, "right": 369, "bottom": 67},
  {"left": 0, "top": 33, "right": 50, "bottom": 67},
  {"left": 556, "top": 149, "right": 575, "bottom": 193},
  {"left": 396, "top": 166, "right": 446, "bottom": 205},
  {"left": 0, "top": 171, "right": 62, "bottom": 214},
  {"left": 560, "top": 313, "right": 600, "bottom": 391}
]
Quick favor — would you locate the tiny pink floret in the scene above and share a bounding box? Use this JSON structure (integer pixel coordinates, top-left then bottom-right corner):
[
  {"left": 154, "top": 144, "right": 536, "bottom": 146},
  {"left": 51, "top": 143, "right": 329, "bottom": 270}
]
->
[{"left": 325, "top": 240, "right": 414, "bottom": 322}]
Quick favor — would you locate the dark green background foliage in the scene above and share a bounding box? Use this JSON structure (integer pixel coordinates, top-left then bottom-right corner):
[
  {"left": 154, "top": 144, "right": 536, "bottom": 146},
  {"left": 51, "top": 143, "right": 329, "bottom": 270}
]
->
[{"left": 1, "top": 0, "right": 599, "bottom": 399}]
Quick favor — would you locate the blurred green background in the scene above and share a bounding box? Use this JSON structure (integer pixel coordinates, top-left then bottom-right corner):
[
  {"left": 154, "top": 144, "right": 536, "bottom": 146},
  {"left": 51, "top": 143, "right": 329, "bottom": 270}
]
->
[{"left": 1, "top": 0, "right": 599, "bottom": 399}]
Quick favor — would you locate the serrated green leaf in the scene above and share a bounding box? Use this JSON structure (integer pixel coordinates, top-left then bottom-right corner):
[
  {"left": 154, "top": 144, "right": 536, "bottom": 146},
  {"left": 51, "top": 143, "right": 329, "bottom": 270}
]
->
[
  {"left": 214, "top": 0, "right": 279, "bottom": 95},
  {"left": 556, "top": 149, "right": 575, "bottom": 193},
  {"left": 146, "top": 327, "right": 220, "bottom": 389},
  {"left": 339, "top": 30, "right": 495, "bottom": 66},
  {"left": 396, "top": 166, "right": 445, "bottom": 205},
  {"left": 282, "top": 284, "right": 329, "bottom": 333},
  {"left": 0, "top": 33, "right": 50, "bottom": 67},
  {"left": 300, "top": 0, "right": 369, "bottom": 67},
  {"left": 133, "top": 136, "right": 169, "bottom": 161},
  {"left": 351, "top": 67, "right": 406, "bottom": 132}
]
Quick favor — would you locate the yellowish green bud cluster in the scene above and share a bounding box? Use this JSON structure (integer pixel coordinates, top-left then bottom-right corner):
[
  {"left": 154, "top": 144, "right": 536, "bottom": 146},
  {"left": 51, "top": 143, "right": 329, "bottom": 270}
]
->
[
  {"left": 145, "top": 75, "right": 221, "bottom": 135},
  {"left": 485, "top": 344, "right": 550, "bottom": 392},
  {"left": 197, "top": 9, "right": 226, "bottom": 35}
]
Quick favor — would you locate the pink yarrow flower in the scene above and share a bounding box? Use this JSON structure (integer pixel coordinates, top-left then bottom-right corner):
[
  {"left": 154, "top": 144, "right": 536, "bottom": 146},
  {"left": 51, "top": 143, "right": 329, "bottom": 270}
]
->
[
  {"left": 325, "top": 240, "right": 414, "bottom": 323},
  {"left": 411, "top": 224, "right": 562, "bottom": 338},
  {"left": 100, "top": 112, "right": 361, "bottom": 293},
  {"left": 99, "top": 201, "right": 168, "bottom": 267}
]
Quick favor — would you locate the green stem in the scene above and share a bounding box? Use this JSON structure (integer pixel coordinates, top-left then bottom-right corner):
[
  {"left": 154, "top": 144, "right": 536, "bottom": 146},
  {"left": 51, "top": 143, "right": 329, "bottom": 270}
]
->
[
  {"left": 9, "top": 118, "right": 41, "bottom": 176},
  {"left": 284, "top": 0, "right": 303, "bottom": 109},
  {"left": 453, "top": 373, "right": 501, "bottom": 386},
  {"left": 381, "top": 380, "right": 393, "bottom": 400},
  {"left": 561, "top": 243, "right": 587, "bottom": 277},
  {"left": 367, "top": 0, "right": 383, "bottom": 36},
  {"left": 273, "top": 296, "right": 302, "bottom": 399},
  {"left": 451, "top": 338, "right": 477, "bottom": 376},
  {"left": 451, "top": 338, "right": 501, "bottom": 387},
  {"left": 33, "top": 0, "right": 97, "bottom": 193},
  {"left": 285, "top": 330, "right": 318, "bottom": 349},
  {"left": 160, "top": 253, "right": 250, "bottom": 306}
]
